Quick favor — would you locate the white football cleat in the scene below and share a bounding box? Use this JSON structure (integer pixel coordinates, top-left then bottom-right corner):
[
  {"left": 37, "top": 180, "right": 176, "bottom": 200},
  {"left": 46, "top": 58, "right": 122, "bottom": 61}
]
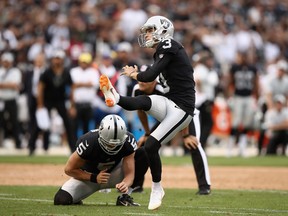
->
[
  {"left": 148, "top": 187, "right": 165, "bottom": 210},
  {"left": 99, "top": 74, "right": 119, "bottom": 107}
]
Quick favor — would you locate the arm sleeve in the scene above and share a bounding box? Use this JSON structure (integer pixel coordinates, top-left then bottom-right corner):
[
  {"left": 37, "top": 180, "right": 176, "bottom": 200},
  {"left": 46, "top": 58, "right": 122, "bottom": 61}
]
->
[{"left": 137, "top": 53, "right": 173, "bottom": 82}]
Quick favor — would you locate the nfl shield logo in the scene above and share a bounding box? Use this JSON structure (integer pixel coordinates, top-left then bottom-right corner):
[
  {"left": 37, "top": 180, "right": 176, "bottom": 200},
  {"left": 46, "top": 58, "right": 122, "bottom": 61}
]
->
[{"left": 160, "top": 19, "right": 170, "bottom": 29}]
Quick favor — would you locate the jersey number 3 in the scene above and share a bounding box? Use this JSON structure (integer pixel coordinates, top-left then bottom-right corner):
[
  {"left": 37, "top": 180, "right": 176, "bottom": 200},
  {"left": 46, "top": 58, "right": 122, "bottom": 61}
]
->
[{"left": 162, "top": 39, "right": 172, "bottom": 49}]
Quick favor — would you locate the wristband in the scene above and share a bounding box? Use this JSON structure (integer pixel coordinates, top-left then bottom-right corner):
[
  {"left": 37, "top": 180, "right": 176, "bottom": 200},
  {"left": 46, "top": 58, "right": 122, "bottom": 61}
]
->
[
  {"left": 182, "top": 134, "right": 190, "bottom": 139},
  {"left": 90, "top": 173, "right": 98, "bottom": 183}
]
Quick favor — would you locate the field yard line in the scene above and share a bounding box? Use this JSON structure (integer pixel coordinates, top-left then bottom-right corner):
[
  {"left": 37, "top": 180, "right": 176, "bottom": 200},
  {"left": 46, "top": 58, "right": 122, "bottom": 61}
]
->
[
  {"left": 215, "top": 189, "right": 288, "bottom": 195},
  {"left": 0, "top": 195, "right": 160, "bottom": 215},
  {"left": 1, "top": 195, "right": 287, "bottom": 215},
  {"left": 245, "top": 190, "right": 288, "bottom": 194},
  {"left": 0, "top": 193, "right": 13, "bottom": 196},
  {"left": 0, "top": 196, "right": 51, "bottom": 202},
  {"left": 169, "top": 205, "right": 288, "bottom": 214},
  {"left": 124, "top": 213, "right": 162, "bottom": 216},
  {"left": 0, "top": 196, "right": 115, "bottom": 206},
  {"left": 25, "top": 213, "right": 73, "bottom": 216},
  {"left": 207, "top": 210, "right": 257, "bottom": 215}
]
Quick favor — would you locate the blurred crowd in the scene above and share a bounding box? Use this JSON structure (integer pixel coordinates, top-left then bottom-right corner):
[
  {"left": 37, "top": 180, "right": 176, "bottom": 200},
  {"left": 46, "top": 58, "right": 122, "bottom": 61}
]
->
[{"left": 0, "top": 0, "right": 288, "bottom": 156}]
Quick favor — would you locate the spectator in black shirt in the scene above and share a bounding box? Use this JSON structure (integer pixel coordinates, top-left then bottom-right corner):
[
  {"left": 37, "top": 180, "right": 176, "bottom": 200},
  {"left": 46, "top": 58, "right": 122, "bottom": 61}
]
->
[{"left": 37, "top": 49, "right": 76, "bottom": 153}]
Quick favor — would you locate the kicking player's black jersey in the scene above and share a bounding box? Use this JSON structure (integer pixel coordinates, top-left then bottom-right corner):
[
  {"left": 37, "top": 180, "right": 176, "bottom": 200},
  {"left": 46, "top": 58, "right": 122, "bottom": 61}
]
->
[
  {"left": 230, "top": 64, "right": 257, "bottom": 97},
  {"left": 75, "top": 130, "right": 137, "bottom": 174},
  {"left": 137, "top": 38, "right": 195, "bottom": 116}
]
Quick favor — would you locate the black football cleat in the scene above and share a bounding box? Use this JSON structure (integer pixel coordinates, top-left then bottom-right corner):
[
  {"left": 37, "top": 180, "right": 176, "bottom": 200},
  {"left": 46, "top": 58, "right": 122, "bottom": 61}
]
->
[
  {"left": 116, "top": 194, "right": 140, "bottom": 206},
  {"left": 196, "top": 188, "right": 211, "bottom": 195}
]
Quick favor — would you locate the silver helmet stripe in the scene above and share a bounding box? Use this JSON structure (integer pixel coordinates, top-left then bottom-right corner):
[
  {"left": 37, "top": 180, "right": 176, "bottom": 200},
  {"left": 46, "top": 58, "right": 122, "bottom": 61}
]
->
[{"left": 98, "top": 114, "right": 128, "bottom": 155}]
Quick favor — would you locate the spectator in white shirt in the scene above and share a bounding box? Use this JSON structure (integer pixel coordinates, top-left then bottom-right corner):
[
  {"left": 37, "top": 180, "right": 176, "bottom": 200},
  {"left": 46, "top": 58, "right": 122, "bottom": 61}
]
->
[
  {"left": 93, "top": 52, "right": 127, "bottom": 128},
  {"left": 118, "top": 0, "right": 148, "bottom": 41},
  {"left": 0, "top": 52, "right": 22, "bottom": 149},
  {"left": 265, "top": 59, "right": 288, "bottom": 110},
  {"left": 70, "top": 52, "right": 99, "bottom": 138},
  {"left": 263, "top": 94, "right": 288, "bottom": 155}
]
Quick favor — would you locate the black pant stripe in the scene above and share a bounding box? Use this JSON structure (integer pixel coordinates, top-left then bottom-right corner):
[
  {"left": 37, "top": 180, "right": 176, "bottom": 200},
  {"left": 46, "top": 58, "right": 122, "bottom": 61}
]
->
[{"left": 159, "top": 113, "right": 190, "bottom": 143}]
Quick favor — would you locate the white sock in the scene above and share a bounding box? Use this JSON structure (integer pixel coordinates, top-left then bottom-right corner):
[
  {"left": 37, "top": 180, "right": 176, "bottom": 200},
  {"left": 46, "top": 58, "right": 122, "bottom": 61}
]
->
[
  {"left": 227, "top": 136, "right": 235, "bottom": 157},
  {"left": 127, "top": 187, "right": 133, "bottom": 195},
  {"left": 239, "top": 135, "right": 247, "bottom": 157},
  {"left": 152, "top": 182, "right": 162, "bottom": 190}
]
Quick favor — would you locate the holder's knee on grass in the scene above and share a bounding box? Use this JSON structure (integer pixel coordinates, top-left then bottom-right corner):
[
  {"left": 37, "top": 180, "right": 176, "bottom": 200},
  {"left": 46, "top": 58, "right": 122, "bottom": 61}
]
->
[{"left": 54, "top": 189, "right": 74, "bottom": 205}]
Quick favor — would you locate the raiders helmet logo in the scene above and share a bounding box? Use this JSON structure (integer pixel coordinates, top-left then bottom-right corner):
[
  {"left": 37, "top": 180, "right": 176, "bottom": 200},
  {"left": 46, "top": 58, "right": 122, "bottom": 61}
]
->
[{"left": 160, "top": 19, "right": 170, "bottom": 29}]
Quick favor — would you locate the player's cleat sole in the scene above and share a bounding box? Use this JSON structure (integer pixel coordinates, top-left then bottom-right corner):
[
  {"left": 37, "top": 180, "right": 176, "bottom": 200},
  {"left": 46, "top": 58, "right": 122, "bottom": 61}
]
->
[
  {"left": 116, "top": 194, "right": 140, "bottom": 206},
  {"left": 148, "top": 187, "right": 165, "bottom": 210},
  {"left": 99, "top": 75, "right": 117, "bottom": 107}
]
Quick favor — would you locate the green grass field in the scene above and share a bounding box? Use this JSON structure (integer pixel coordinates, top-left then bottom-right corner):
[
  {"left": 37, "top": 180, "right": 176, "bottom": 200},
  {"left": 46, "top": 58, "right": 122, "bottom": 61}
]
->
[
  {"left": 0, "top": 155, "right": 287, "bottom": 166},
  {"left": 0, "top": 156, "right": 287, "bottom": 216}
]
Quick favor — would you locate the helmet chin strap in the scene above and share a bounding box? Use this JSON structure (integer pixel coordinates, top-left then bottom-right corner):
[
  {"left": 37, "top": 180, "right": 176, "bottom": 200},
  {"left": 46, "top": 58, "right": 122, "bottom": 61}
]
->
[
  {"left": 145, "top": 39, "right": 155, "bottom": 48},
  {"left": 146, "top": 33, "right": 160, "bottom": 48}
]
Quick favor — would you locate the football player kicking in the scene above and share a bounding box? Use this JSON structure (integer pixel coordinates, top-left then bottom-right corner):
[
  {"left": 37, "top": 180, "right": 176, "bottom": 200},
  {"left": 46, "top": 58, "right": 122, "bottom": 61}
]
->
[
  {"left": 131, "top": 66, "right": 211, "bottom": 195},
  {"left": 54, "top": 114, "right": 148, "bottom": 206},
  {"left": 99, "top": 15, "right": 196, "bottom": 210}
]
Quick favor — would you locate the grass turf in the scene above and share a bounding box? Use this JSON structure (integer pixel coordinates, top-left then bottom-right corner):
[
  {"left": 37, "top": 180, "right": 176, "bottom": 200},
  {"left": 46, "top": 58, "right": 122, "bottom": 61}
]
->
[
  {"left": 0, "top": 155, "right": 287, "bottom": 167},
  {"left": 0, "top": 155, "right": 287, "bottom": 215},
  {"left": 0, "top": 186, "right": 287, "bottom": 216}
]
